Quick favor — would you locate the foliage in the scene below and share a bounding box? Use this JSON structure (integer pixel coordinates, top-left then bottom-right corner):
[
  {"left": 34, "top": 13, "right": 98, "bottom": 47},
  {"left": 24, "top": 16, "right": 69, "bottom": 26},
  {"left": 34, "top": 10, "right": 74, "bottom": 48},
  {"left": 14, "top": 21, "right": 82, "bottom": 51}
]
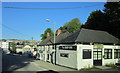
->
[
  {"left": 10, "top": 42, "right": 16, "bottom": 52},
  {"left": 105, "top": 63, "right": 117, "bottom": 68},
  {"left": 40, "top": 28, "right": 54, "bottom": 41},
  {"left": 104, "top": 2, "right": 120, "bottom": 38},
  {"left": 3, "top": 39, "right": 7, "bottom": 42},
  {"left": 84, "top": 10, "right": 109, "bottom": 31},
  {"left": 60, "top": 18, "right": 82, "bottom": 33},
  {"left": 80, "top": 66, "right": 101, "bottom": 71},
  {"left": 84, "top": 2, "right": 120, "bottom": 39}
]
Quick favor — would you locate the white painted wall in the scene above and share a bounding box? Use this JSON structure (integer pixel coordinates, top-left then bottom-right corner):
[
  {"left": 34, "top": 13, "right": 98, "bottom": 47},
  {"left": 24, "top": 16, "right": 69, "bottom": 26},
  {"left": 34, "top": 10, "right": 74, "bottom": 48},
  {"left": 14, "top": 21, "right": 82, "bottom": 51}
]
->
[
  {"left": 41, "top": 46, "right": 45, "bottom": 61},
  {"left": 38, "top": 44, "right": 120, "bottom": 70},
  {"left": 37, "top": 45, "right": 54, "bottom": 62},
  {"left": 102, "top": 45, "right": 120, "bottom": 65},
  {"left": 0, "top": 42, "right": 10, "bottom": 49},
  {"left": 46, "top": 45, "right": 53, "bottom": 62},
  {"left": 77, "top": 44, "right": 93, "bottom": 70}
]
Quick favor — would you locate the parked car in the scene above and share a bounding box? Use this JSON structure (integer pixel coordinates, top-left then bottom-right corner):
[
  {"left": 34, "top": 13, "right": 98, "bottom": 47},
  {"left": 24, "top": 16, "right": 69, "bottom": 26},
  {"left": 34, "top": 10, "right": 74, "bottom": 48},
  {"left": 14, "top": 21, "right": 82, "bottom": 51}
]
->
[
  {"left": 8, "top": 53, "right": 19, "bottom": 56},
  {"left": 3, "top": 50, "right": 10, "bottom": 54}
]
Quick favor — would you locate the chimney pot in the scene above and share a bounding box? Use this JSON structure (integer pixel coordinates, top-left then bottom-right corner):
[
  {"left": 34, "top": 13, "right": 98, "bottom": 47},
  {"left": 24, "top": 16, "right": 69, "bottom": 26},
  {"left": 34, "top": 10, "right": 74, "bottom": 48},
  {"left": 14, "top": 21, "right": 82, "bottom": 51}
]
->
[
  {"left": 57, "top": 29, "right": 61, "bottom": 36},
  {"left": 46, "top": 33, "right": 50, "bottom": 38}
]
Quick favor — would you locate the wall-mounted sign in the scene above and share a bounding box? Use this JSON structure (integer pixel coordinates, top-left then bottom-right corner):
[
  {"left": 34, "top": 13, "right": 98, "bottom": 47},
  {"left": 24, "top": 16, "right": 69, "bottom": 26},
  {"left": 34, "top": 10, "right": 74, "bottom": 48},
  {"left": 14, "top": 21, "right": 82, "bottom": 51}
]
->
[
  {"left": 59, "top": 46, "right": 77, "bottom": 50},
  {"left": 93, "top": 44, "right": 104, "bottom": 48}
]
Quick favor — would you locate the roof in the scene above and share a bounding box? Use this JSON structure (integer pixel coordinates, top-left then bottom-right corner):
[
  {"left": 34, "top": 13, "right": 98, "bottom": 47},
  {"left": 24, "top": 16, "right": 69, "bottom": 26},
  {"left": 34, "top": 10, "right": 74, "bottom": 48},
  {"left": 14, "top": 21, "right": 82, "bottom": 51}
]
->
[
  {"left": 39, "top": 36, "right": 53, "bottom": 45},
  {"left": 50, "top": 31, "right": 71, "bottom": 44},
  {"left": 59, "top": 28, "right": 120, "bottom": 44},
  {"left": 39, "top": 31, "right": 71, "bottom": 46}
]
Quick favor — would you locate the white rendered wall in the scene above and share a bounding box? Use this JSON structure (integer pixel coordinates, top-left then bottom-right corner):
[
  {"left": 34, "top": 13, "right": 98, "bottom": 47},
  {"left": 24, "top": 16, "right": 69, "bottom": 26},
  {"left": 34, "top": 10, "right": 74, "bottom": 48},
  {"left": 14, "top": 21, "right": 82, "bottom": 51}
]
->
[
  {"left": 47, "top": 45, "right": 53, "bottom": 62},
  {"left": 77, "top": 44, "right": 93, "bottom": 70},
  {"left": 40, "top": 46, "right": 45, "bottom": 61},
  {"left": 0, "top": 42, "right": 10, "bottom": 49},
  {"left": 39, "top": 46, "right": 43, "bottom": 60},
  {"left": 102, "top": 45, "right": 120, "bottom": 65}
]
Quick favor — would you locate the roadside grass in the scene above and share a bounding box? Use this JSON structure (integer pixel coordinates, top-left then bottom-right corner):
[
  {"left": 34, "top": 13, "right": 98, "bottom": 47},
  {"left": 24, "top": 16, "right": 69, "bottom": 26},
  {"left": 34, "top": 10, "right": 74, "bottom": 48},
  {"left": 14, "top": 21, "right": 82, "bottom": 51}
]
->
[
  {"left": 105, "top": 63, "right": 118, "bottom": 68},
  {"left": 80, "top": 66, "right": 102, "bottom": 71}
]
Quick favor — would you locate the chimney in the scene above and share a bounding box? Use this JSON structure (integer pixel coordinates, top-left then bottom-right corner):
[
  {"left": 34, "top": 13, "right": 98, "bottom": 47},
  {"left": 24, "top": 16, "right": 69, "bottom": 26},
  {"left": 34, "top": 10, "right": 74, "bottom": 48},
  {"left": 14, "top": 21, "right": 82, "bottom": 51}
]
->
[
  {"left": 57, "top": 29, "right": 61, "bottom": 36},
  {"left": 46, "top": 32, "right": 50, "bottom": 38}
]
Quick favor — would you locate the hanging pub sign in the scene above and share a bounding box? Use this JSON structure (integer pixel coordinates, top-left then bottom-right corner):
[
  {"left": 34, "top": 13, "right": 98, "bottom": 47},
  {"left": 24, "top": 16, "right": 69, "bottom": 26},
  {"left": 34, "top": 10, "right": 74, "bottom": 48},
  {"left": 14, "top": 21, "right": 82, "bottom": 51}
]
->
[{"left": 59, "top": 46, "right": 77, "bottom": 50}]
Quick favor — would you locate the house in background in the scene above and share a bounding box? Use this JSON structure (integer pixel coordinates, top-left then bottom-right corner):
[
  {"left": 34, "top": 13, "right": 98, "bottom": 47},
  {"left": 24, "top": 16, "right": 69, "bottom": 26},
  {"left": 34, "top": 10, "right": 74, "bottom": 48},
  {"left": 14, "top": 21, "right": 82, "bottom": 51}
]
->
[
  {"left": 23, "top": 45, "right": 33, "bottom": 56},
  {"left": 23, "top": 45, "right": 37, "bottom": 57},
  {"left": 0, "top": 41, "right": 10, "bottom": 54},
  {"left": 56, "top": 28, "right": 120, "bottom": 70},
  {"left": 16, "top": 44, "right": 24, "bottom": 55},
  {"left": 0, "top": 41, "right": 10, "bottom": 50}
]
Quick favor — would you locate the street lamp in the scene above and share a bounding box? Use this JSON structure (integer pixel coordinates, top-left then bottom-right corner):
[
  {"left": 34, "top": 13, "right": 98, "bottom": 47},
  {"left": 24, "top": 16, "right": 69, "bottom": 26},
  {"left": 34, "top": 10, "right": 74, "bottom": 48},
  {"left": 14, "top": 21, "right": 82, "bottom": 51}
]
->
[
  {"left": 45, "top": 19, "right": 56, "bottom": 64},
  {"left": 45, "top": 19, "right": 56, "bottom": 46}
]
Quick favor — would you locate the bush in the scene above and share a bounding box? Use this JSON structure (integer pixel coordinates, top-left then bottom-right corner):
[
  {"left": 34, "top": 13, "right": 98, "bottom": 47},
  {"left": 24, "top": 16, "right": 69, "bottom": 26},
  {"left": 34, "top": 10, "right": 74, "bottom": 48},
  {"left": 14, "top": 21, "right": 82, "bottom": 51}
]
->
[
  {"left": 105, "top": 63, "right": 117, "bottom": 68},
  {"left": 80, "top": 66, "right": 101, "bottom": 71}
]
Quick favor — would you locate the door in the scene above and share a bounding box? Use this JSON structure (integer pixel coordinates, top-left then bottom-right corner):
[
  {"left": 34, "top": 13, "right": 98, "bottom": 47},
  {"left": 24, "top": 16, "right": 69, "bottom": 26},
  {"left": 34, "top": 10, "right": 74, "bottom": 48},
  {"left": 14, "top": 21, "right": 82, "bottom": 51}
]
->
[{"left": 93, "top": 48, "right": 102, "bottom": 66}]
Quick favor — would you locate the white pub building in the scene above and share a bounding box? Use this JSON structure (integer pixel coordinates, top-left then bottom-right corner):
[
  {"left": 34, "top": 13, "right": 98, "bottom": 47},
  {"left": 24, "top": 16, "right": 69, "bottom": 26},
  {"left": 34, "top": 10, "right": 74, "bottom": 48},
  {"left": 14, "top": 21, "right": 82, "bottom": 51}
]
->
[
  {"left": 38, "top": 28, "right": 120, "bottom": 70},
  {"left": 56, "top": 28, "right": 120, "bottom": 70}
]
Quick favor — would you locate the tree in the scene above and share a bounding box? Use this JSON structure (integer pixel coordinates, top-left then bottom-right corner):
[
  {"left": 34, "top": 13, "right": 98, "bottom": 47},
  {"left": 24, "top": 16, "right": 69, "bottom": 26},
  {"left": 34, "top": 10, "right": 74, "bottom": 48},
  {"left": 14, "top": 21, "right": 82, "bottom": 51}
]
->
[
  {"left": 10, "top": 42, "right": 16, "bottom": 53},
  {"left": 84, "top": 10, "right": 109, "bottom": 31},
  {"left": 104, "top": 2, "right": 120, "bottom": 38},
  {"left": 40, "top": 28, "right": 54, "bottom": 41},
  {"left": 60, "top": 18, "right": 82, "bottom": 33}
]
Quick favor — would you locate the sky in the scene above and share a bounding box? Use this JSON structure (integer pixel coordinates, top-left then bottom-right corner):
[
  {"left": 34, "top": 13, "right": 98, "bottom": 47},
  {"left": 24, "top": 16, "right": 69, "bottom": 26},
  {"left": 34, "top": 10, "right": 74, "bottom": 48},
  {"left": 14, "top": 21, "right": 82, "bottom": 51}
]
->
[
  {"left": 2, "top": 2, "right": 106, "bottom": 41},
  {"left": 2, "top": 0, "right": 107, "bottom": 2}
]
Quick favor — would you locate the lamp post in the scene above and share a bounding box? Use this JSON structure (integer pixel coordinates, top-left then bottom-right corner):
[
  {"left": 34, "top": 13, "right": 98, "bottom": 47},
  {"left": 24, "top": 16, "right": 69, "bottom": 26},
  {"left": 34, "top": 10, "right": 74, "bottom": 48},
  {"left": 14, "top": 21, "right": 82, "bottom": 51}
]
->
[
  {"left": 45, "top": 19, "right": 56, "bottom": 64},
  {"left": 45, "top": 19, "right": 56, "bottom": 45}
]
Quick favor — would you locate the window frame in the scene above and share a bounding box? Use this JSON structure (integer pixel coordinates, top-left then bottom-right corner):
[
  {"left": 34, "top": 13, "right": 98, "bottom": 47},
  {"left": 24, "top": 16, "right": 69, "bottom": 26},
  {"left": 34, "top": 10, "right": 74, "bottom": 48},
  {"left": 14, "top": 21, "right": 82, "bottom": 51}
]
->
[
  {"left": 114, "top": 49, "right": 120, "bottom": 59},
  {"left": 83, "top": 49, "right": 92, "bottom": 59},
  {"left": 60, "top": 53, "right": 69, "bottom": 58},
  {"left": 104, "top": 49, "right": 112, "bottom": 59}
]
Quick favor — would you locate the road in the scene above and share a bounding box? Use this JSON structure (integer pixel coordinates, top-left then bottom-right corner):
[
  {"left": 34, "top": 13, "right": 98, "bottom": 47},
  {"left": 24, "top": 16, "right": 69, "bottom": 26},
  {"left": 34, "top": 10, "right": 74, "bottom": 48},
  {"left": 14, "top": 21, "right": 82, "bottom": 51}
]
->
[
  {"left": 2, "top": 54, "right": 120, "bottom": 73},
  {"left": 2, "top": 54, "right": 48, "bottom": 71},
  {"left": 2, "top": 54, "right": 75, "bottom": 72}
]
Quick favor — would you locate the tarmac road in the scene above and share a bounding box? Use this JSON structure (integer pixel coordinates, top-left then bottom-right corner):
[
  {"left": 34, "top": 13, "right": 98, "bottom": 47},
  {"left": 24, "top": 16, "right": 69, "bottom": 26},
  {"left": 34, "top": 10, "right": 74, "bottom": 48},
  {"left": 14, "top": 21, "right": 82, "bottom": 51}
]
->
[{"left": 2, "top": 54, "right": 120, "bottom": 73}]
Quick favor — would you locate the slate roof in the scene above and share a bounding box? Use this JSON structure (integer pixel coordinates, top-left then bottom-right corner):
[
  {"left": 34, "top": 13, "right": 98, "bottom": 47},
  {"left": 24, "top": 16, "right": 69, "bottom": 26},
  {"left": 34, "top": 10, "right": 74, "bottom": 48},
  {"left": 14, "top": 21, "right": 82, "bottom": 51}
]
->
[
  {"left": 39, "top": 36, "right": 53, "bottom": 45},
  {"left": 50, "top": 31, "right": 71, "bottom": 44},
  {"left": 59, "top": 28, "right": 120, "bottom": 44},
  {"left": 39, "top": 31, "right": 71, "bottom": 45}
]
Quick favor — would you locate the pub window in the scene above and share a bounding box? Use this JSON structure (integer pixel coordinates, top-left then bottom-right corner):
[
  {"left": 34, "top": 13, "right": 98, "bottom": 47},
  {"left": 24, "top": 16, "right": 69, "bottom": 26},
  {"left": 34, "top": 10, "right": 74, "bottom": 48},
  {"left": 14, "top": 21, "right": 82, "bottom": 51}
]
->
[
  {"left": 104, "top": 49, "right": 112, "bottom": 59},
  {"left": 60, "top": 53, "right": 69, "bottom": 58},
  {"left": 114, "top": 49, "right": 120, "bottom": 59},
  {"left": 83, "top": 49, "right": 92, "bottom": 59}
]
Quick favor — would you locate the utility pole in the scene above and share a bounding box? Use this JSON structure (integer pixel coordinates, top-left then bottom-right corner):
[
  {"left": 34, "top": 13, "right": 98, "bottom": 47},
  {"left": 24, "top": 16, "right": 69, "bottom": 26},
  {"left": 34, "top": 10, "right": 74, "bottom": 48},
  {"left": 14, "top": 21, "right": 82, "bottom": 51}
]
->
[{"left": 32, "top": 37, "right": 33, "bottom": 40}]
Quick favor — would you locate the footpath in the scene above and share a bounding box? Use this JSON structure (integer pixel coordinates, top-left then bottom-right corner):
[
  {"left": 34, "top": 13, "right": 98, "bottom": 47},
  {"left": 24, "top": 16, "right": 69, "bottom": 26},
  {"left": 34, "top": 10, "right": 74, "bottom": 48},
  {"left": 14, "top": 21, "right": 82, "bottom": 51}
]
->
[{"left": 31, "top": 59, "right": 120, "bottom": 73}]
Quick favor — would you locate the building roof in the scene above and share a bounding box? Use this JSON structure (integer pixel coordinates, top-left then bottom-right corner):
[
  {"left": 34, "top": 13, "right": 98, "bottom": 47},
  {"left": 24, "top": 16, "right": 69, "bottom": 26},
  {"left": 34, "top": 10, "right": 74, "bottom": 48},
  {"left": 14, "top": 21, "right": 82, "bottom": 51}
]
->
[
  {"left": 39, "top": 36, "right": 53, "bottom": 45},
  {"left": 59, "top": 28, "right": 120, "bottom": 44},
  {"left": 39, "top": 31, "right": 71, "bottom": 45},
  {"left": 50, "top": 31, "right": 71, "bottom": 44}
]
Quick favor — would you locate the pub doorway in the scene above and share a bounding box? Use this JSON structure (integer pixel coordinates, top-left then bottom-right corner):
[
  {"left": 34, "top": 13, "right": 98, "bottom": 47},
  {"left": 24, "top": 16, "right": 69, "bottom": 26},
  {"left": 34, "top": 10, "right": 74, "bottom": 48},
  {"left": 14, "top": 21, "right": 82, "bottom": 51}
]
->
[{"left": 93, "top": 48, "right": 102, "bottom": 66}]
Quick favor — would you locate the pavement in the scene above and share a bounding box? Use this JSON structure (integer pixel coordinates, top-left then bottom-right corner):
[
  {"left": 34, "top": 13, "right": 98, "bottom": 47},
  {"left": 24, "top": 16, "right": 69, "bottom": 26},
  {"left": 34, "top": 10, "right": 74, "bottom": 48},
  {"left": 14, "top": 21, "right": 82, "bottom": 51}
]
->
[{"left": 30, "top": 60, "right": 76, "bottom": 71}]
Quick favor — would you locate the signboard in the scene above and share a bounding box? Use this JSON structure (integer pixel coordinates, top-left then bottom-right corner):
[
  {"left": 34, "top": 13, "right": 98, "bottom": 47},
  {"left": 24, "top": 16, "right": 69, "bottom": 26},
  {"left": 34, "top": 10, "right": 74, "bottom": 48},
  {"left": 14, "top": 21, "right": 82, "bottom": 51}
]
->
[
  {"left": 93, "top": 44, "right": 104, "bottom": 48},
  {"left": 59, "top": 46, "right": 77, "bottom": 50}
]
